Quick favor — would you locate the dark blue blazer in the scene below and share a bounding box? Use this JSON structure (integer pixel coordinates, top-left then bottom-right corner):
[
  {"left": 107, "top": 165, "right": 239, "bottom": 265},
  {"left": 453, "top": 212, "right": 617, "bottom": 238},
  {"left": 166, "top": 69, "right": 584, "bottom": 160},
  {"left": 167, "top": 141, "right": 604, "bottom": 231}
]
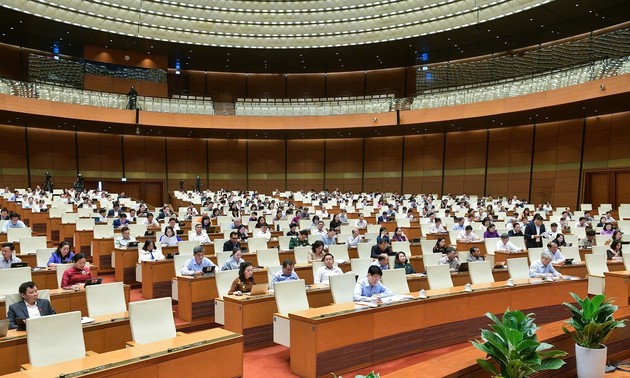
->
[{"left": 7, "top": 299, "right": 56, "bottom": 329}]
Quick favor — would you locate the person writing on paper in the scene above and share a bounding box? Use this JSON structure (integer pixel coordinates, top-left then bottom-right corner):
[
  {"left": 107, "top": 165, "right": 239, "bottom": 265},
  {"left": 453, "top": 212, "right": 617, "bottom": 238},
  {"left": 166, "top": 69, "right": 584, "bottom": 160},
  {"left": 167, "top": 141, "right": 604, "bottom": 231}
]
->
[
  {"left": 271, "top": 259, "right": 300, "bottom": 287},
  {"left": 0, "top": 242, "right": 21, "bottom": 269},
  {"left": 457, "top": 225, "right": 481, "bottom": 242},
  {"left": 181, "top": 246, "right": 216, "bottom": 277},
  {"left": 221, "top": 248, "right": 246, "bottom": 271},
  {"left": 7, "top": 281, "right": 55, "bottom": 329},
  {"left": 353, "top": 265, "right": 393, "bottom": 302},
  {"left": 495, "top": 233, "right": 524, "bottom": 253},
  {"left": 432, "top": 237, "right": 447, "bottom": 254},
  {"left": 370, "top": 253, "right": 389, "bottom": 270},
  {"left": 347, "top": 228, "right": 363, "bottom": 247},
  {"left": 138, "top": 239, "right": 165, "bottom": 262},
  {"left": 114, "top": 226, "right": 137, "bottom": 248},
  {"left": 321, "top": 228, "right": 337, "bottom": 250},
  {"left": 289, "top": 229, "right": 310, "bottom": 249},
  {"left": 428, "top": 218, "right": 446, "bottom": 234},
  {"left": 439, "top": 247, "right": 461, "bottom": 272},
  {"left": 60, "top": 253, "right": 93, "bottom": 289},
  {"left": 394, "top": 251, "right": 415, "bottom": 274},
  {"left": 545, "top": 241, "right": 565, "bottom": 266},
  {"left": 529, "top": 251, "right": 562, "bottom": 278},
  {"left": 314, "top": 253, "right": 343, "bottom": 285},
  {"left": 47, "top": 241, "right": 75, "bottom": 268},
  {"left": 189, "top": 223, "right": 211, "bottom": 244},
  {"left": 142, "top": 213, "right": 160, "bottom": 228},
  {"left": 228, "top": 262, "right": 255, "bottom": 296}
]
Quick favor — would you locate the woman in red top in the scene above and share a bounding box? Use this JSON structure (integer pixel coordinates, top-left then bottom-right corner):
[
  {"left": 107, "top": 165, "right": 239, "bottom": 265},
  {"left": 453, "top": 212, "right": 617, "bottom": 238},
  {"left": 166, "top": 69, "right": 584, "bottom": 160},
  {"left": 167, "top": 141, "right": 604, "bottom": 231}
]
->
[{"left": 61, "top": 253, "right": 93, "bottom": 289}]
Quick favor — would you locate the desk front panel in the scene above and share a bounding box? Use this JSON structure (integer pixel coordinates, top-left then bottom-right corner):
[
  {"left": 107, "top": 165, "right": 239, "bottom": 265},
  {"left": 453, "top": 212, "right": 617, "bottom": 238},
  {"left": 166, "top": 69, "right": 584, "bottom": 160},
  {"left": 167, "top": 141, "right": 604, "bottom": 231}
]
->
[
  {"left": 141, "top": 260, "right": 174, "bottom": 299},
  {"left": 177, "top": 276, "right": 217, "bottom": 322},
  {"left": 91, "top": 239, "right": 115, "bottom": 272}
]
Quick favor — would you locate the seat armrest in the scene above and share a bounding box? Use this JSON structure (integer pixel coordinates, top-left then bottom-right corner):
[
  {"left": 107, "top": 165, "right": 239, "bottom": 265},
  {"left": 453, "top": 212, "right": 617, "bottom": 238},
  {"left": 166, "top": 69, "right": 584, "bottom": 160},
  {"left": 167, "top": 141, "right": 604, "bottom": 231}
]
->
[
  {"left": 20, "top": 364, "right": 32, "bottom": 370},
  {"left": 86, "top": 350, "right": 98, "bottom": 356}
]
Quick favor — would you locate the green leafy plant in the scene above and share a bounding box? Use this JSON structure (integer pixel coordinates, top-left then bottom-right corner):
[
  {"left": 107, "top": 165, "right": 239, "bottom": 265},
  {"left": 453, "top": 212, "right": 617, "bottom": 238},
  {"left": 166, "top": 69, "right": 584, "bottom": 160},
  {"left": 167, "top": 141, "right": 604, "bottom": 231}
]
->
[
  {"left": 562, "top": 292, "right": 626, "bottom": 349},
  {"left": 331, "top": 372, "right": 379, "bottom": 378},
  {"left": 472, "top": 309, "right": 567, "bottom": 378}
]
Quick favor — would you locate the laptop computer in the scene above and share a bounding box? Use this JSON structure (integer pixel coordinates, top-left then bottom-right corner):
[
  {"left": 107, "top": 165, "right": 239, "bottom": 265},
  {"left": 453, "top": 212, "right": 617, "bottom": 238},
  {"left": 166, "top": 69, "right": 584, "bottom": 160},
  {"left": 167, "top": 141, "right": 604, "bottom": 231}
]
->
[
  {"left": 14, "top": 318, "right": 26, "bottom": 331},
  {"left": 202, "top": 266, "right": 216, "bottom": 275},
  {"left": 564, "top": 258, "right": 574, "bottom": 265},
  {"left": 127, "top": 241, "right": 139, "bottom": 248},
  {"left": 144, "top": 230, "right": 155, "bottom": 236},
  {"left": 247, "top": 283, "right": 269, "bottom": 296},
  {"left": 11, "top": 262, "right": 28, "bottom": 268},
  {"left": 458, "top": 262, "right": 469, "bottom": 272},
  {"left": 84, "top": 278, "right": 102, "bottom": 286},
  {"left": 166, "top": 253, "right": 176, "bottom": 259},
  {"left": 176, "top": 229, "right": 184, "bottom": 235}
]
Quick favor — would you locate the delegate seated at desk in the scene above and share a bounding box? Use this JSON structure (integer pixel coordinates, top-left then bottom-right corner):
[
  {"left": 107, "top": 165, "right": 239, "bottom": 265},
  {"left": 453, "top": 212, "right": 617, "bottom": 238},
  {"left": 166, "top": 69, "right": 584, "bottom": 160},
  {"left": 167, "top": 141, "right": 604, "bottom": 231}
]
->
[
  {"left": 255, "top": 224, "right": 272, "bottom": 241},
  {"left": 221, "top": 248, "right": 245, "bottom": 271},
  {"left": 112, "top": 213, "right": 130, "bottom": 229},
  {"left": 7, "top": 281, "right": 55, "bottom": 329},
  {"left": 546, "top": 241, "right": 565, "bottom": 266},
  {"left": 271, "top": 259, "right": 300, "bottom": 287},
  {"left": 138, "top": 239, "right": 165, "bottom": 262},
  {"left": 371, "top": 254, "right": 389, "bottom": 271},
  {"left": 181, "top": 246, "right": 216, "bottom": 277},
  {"left": 439, "top": 247, "right": 461, "bottom": 271},
  {"left": 159, "top": 226, "right": 181, "bottom": 247},
  {"left": 308, "top": 241, "right": 326, "bottom": 263},
  {"left": 228, "top": 261, "right": 255, "bottom": 296},
  {"left": 529, "top": 251, "right": 562, "bottom": 278},
  {"left": 0, "top": 242, "right": 21, "bottom": 269},
  {"left": 353, "top": 265, "right": 392, "bottom": 302},
  {"left": 371, "top": 239, "right": 393, "bottom": 258},
  {"left": 495, "top": 233, "right": 524, "bottom": 253},
  {"left": 0, "top": 213, "right": 26, "bottom": 233},
  {"left": 47, "top": 240, "right": 75, "bottom": 267},
  {"left": 393, "top": 251, "right": 415, "bottom": 274},
  {"left": 289, "top": 230, "right": 310, "bottom": 249},
  {"left": 142, "top": 213, "right": 160, "bottom": 228},
  {"left": 457, "top": 226, "right": 481, "bottom": 242},
  {"left": 61, "top": 253, "right": 94, "bottom": 289},
  {"left": 347, "top": 228, "right": 363, "bottom": 247},
  {"left": 115, "top": 226, "right": 137, "bottom": 248},
  {"left": 607, "top": 240, "right": 623, "bottom": 260},
  {"left": 467, "top": 247, "right": 485, "bottom": 262},
  {"left": 314, "top": 253, "right": 343, "bottom": 285},
  {"left": 189, "top": 223, "right": 212, "bottom": 244},
  {"left": 223, "top": 232, "right": 241, "bottom": 252}
]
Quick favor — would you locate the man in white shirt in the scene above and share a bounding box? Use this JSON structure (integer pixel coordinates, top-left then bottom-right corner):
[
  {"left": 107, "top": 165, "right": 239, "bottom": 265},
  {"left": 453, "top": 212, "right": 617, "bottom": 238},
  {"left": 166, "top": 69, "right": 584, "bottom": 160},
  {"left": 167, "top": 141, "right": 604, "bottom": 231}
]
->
[
  {"left": 255, "top": 224, "right": 272, "bottom": 241},
  {"left": 321, "top": 229, "right": 337, "bottom": 250},
  {"left": 574, "top": 217, "right": 587, "bottom": 229},
  {"left": 347, "top": 228, "right": 363, "bottom": 247},
  {"left": 529, "top": 251, "right": 562, "bottom": 278},
  {"left": 314, "top": 253, "right": 343, "bottom": 285},
  {"left": 312, "top": 221, "right": 327, "bottom": 237},
  {"left": 457, "top": 226, "right": 481, "bottom": 242},
  {"left": 189, "top": 223, "right": 211, "bottom": 244},
  {"left": 143, "top": 213, "right": 160, "bottom": 228},
  {"left": 1, "top": 213, "right": 26, "bottom": 233},
  {"left": 545, "top": 241, "right": 565, "bottom": 266},
  {"left": 495, "top": 233, "right": 524, "bottom": 253}
]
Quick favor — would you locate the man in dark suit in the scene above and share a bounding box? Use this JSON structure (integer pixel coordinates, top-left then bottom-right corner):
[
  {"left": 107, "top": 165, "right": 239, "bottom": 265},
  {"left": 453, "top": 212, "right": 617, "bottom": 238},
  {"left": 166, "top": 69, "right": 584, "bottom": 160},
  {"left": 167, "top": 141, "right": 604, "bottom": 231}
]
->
[
  {"left": 112, "top": 213, "right": 130, "bottom": 229},
  {"left": 7, "top": 281, "right": 56, "bottom": 329},
  {"left": 107, "top": 202, "right": 120, "bottom": 217},
  {"left": 524, "top": 214, "right": 546, "bottom": 249},
  {"left": 223, "top": 231, "right": 241, "bottom": 252},
  {"left": 370, "top": 239, "right": 393, "bottom": 258}
]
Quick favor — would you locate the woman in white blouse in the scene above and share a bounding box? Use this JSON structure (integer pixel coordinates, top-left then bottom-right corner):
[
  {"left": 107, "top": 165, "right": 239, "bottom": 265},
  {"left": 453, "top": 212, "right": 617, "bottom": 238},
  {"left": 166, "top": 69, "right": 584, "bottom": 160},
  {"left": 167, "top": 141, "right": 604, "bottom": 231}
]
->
[
  {"left": 138, "top": 239, "right": 165, "bottom": 262},
  {"left": 159, "top": 226, "right": 181, "bottom": 247}
]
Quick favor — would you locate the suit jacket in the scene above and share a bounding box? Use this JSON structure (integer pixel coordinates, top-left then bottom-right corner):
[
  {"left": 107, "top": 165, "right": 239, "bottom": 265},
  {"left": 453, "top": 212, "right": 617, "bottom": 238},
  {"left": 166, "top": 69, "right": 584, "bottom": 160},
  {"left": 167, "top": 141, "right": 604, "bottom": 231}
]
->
[
  {"left": 524, "top": 221, "right": 546, "bottom": 249},
  {"left": 7, "top": 299, "right": 56, "bottom": 329},
  {"left": 112, "top": 219, "right": 129, "bottom": 229}
]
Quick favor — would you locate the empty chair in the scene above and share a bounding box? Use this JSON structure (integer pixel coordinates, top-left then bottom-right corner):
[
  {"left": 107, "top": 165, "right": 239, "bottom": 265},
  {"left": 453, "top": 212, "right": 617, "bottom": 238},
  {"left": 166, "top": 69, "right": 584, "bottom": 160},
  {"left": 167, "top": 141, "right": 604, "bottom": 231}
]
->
[
  {"left": 329, "top": 273, "right": 356, "bottom": 304},
  {"left": 257, "top": 248, "right": 280, "bottom": 267},
  {"left": 591, "top": 245, "right": 608, "bottom": 255},
  {"left": 357, "top": 243, "right": 372, "bottom": 259},
  {"left": 507, "top": 257, "right": 530, "bottom": 281},
  {"left": 267, "top": 265, "right": 282, "bottom": 284},
  {"left": 278, "top": 236, "right": 292, "bottom": 251},
  {"left": 595, "top": 234, "right": 610, "bottom": 246},
  {"left": 34, "top": 248, "right": 55, "bottom": 268},
  {"left": 381, "top": 268, "right": 410, "bottom": 295},
  {"left": 624, "top": 254, "right": 630, "bottom": 271},
  {"left": 178, "top": 240, "right": 201, "bottom": 255},
  {"left": 171, "top": 254, "right": 189, "bottom": 301},
  {"left": 128, "top": 297, "right": 177, "bottom": 345},
  {"left": 327, "top": 244, "right": 350, "bottom": 262},
  {"left": 4, "top": 290, "right": 50, "bottom": 316},
  {"left": 213, "top": 239, "right": 227, "bottom": 254},
  {"left": 457, "top": 251, "right": 471, "bottom": 262},
  {"left": 127, "top": 224, "right": 147, "bottom": 238},
  {"left": 350, "top": 258, "right": 373, "bottom": 278},
  {"left": 26, "top": 311, "right": 86, "bottom": 367},
  {"left": 423, "top": 253, "right": 442, "bottom": 267},
  {"left": 0, "top": 267, "right": 32, "bottom": 296},
  {"left": 75, "top": 218, "right": 94, "bottom": 231},
  {"left": 247, "top": 237, "right": 268, "bottom": 252},
  {"left": 18, "top": 236, "right": 47, "bottom": 254},
  {"left": 7, "top": 228, "right": 32, "bottom": 243},
  {"left": 468, "top": 261, "right": 494, "bottom": 285},
  {"left": 585, "top": 253, "right": 608, "bottom": 295},
  {"left": 86, "top": 282, "right": 127, "bottom": 317},
  {"left": 214, "top": 269, "right": 239, "bottom": 325},
  {"left": 93, "top": 224, "right": 114, "bottom": 239},
  {"left": 426, "top": 264, "right": 454, "bottom": 290},
  {"left": 308, "top": 234, "right": 323, "bottom": 244},
  {"left": 273, "top": 279, "right": 309, "bottom": 347},
  {"left": 293, "top": 246, "right": 310, "bottom": 264}
]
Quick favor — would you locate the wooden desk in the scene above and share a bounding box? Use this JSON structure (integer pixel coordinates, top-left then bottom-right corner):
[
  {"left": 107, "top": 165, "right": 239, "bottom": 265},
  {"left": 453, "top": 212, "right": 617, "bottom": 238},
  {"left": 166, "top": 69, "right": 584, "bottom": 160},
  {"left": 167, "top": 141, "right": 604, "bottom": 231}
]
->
[
  {"left": 456, "top": 241, "right": 487, "bottom": 255},
  {"left": 177, "top": 275, "right": 217, "bottom": 322},
  {"left": 15, "top": 253, "right": 36, "bottom": 267},
  {"left": 0, "top": 313, "right": 132, "bottom": 375},
  {"left": 141, "top": 260, "right": 174, "bottom": 299},
  {"left": 4, "top": 328, "right": 243, "bottom": 378},
  {"left": 605, "top": 270, "right": 630, "bottom": 307},
  {"left": 289, "top": 278, "right": 587, "bottom": 378},
  {"left": 30, "top": 266, "right": 99, "bottom": 290},
  {"left": 0, "top": 285, "right": 129, "bottom": 320},
  {"left": 21, "top": 211, "right": 51, "bottom": 240},
  {"left": 91, "top": 238, "right": 114, "bottom": 274},
  {"left": 60, "top": 223, "right": 77, "bottom": 245},
  {"left": 223, "top": 285, "right": 333, "bottom": 350},
  {"left": 494, "top": 250, "right": 528, "bottom": 265},
  {"left": 74, "top": 229, "right": 95, "bottom": 259},
  {"left": 113, "top": 247, "right": 140, "bottom": 285}
]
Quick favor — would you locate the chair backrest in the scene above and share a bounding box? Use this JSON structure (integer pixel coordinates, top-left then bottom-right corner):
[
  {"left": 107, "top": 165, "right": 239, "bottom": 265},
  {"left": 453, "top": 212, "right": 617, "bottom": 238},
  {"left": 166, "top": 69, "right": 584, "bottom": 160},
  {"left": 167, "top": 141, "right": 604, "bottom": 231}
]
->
[
  {"left": 0, "top": 267, "right": 33, "bottom": 296},
  {"left": 257, "top": 248, "right": 280, "bottom": 267},
  {"left": 585, "top": 253, "right": 609, "bottom": 276},
  {"left": 423, "top": 253, "right": 442, "bottom": 267},
  {"left": 468, "top": 261, "right": 495, "bottom": 285},
  {"left": 7, "top": 227, "right": 32, "bottom": 242},
  {"left": 391, "top": 241, "right": 411, "bottom": 256},
  {"left": 426, "top": 264, "right": 454, "bottom": 290},
  {"left": 93, "top": 224, "right": 114, "bottom": 239},
  {"left": 27, "top": 311, "right": 86, "bottom": 367},
  {"left": 382, "top": 268, "right": 410, "bottom": 295},
  {"left": 624, "top": 254, "right": 630, "bottom": 271},
  {"left": 213, "top": 239, "right": 227, "bottom": 254},
  {"left": 77, "top": 207, "right": 94, "bottom": 218},
  {"left": 507, "top": 257, "right": 530, "bottom": 280},
  {"left": 308, "top": 234, "right": 323, "bottom": 244},
  {"left": 127, "top": 223, "right": 147, "bottom": 238},
  {"left": 561, "top": 246, "right": 581, "bottom": 262},
  {"left": 216, "top": 252, "right": 232, "bottom": 267},
  {"left": 86, "top": 282, "right": 127, "bottom": 317},
  {"left": 247, "top": 237, "right": 268, "bottom": 253},
  {"left": 420, "top": 239, "right": 437, "bottom": 255},
  {"left": 5, "top": 290, "right": 50, "bottom": 315},
  {"left": 278, "top": 236, "right": 292, "bottom": 251},
  {"left": 564, "top": 234, "right": 579, "bottom": 247},
  {"left": 56, "top": 263, "right": 74, "bottom": 288},
  {"left": 312, "top": 261, "right": 325, "bottom": 279},
  {"left": 267, "top": 265, "right": 282, "bottom": 284},
  {"left": 329, "top": 273, "right": 356, "bottom": 304},
  {"left": 509, "top": 237, "right": 526, "bottom": 249},
  {"left": 396, "top": 218, "right": 411, "bottom": 228},
  {"left": 350, "top": 258, "right": 373, "bottom": 278},
  {"left": 293, "top": 246, "right": 310, "bottom": 264},
  {"left": 173, "top": 255, "right": 189, "bottom": 276},
  {"left": 457, "top": 251, "right": 471, "bottom": 262},
  {"left": 591, "top": 245, "right": 608, "bottom": 255},
  {"left": 215, "top": 269, "right": 239, "bottom": 297},
  {"left": 356, "top": 243, "right": 372, "bottom": 259},
  {"left": 18, "top": 236, "right": 47, "bottom": 254},
  {"left": 527, "top": 247, "right": 544, "bottom": 264},
  {"left": 178, "top": 240, "right": 201, "bottom": 255},
  {"left": 129, "top": 297, "right": 176, "bottom": 344},
  {"left": 75, "top": 218, "right": 95, "bottom": 231},
  {"left": 328, "top": 244, "right": 350, "bottom": 262},
  {"left": 594, "top": 234, "right": 610, "bottom": 247},
  {"left": 274, "top": 279, "right": 309, "bottom": 316}
]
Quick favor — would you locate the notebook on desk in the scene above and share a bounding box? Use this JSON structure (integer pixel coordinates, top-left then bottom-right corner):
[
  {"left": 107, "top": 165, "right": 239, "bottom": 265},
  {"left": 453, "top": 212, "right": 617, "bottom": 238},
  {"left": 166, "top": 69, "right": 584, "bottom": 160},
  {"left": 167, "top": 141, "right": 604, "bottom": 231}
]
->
[{"left": 247, "top": 283, "right": 269, "bottom": 296}]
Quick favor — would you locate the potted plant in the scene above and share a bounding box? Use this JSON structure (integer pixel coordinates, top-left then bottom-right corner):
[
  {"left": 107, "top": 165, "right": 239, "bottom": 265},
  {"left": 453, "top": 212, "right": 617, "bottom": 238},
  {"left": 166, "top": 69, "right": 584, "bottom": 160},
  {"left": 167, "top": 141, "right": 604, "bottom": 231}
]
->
[
  {"left": 472, "top": 309, "right": 567, "bottom": 377},
  {"left": 562, "top": 292, "right": 626, "bottom": 378}
]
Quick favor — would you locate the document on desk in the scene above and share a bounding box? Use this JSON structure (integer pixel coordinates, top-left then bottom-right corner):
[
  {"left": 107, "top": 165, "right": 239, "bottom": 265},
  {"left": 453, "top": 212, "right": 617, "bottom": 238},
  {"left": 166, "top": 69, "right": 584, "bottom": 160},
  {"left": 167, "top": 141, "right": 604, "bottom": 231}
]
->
[
  {"left": 81, "top": 316, "right": 96, "bottom": 324},
  {"left": 381, "top": 295, "right": 414, "bottom": 304}
]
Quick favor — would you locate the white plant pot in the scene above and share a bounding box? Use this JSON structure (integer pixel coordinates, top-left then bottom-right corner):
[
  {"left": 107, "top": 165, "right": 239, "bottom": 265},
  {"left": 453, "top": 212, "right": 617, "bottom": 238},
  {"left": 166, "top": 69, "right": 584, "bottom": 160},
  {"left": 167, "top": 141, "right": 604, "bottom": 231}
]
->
[{"left": 575, "top": 343, "right": 607, "bottom": 378}]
